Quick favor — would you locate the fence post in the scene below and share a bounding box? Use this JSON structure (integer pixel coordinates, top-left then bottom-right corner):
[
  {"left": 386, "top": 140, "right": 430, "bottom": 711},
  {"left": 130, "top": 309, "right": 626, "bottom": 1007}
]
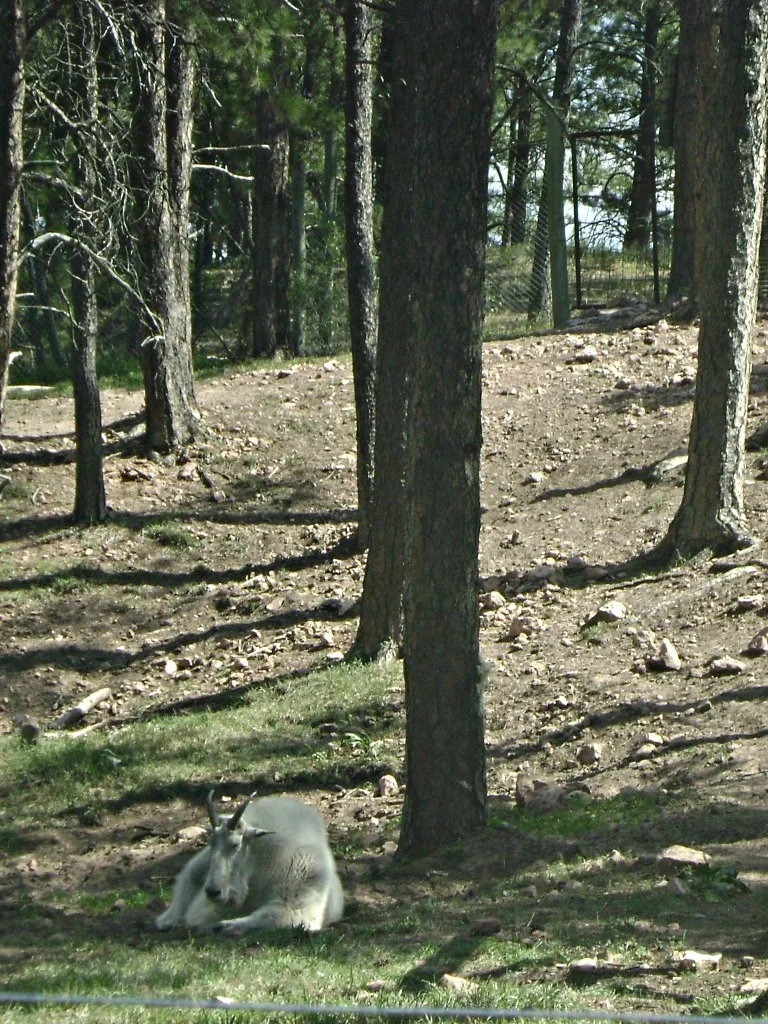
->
[{"left": 546, "top": 107, "right": 571, "bottom": 327}]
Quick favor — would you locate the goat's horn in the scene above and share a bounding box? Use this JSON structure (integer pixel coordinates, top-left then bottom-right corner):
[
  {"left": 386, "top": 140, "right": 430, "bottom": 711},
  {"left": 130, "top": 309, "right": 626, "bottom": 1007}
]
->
[
  {"left": 227, "top": 790, "right": 257, "bottom": 830},
  {"left": 205, "top": 789, "right": 220, "bottom": 828}
]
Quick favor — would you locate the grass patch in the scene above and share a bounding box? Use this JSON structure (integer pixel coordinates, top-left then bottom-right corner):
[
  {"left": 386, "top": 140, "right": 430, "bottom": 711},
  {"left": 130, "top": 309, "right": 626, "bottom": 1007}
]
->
[
  {"left": 0, "top": 663, "right": 758, "bottom": 1024},
  {"left": 143, "top": 521, "right": 197, "bottom": 549}
]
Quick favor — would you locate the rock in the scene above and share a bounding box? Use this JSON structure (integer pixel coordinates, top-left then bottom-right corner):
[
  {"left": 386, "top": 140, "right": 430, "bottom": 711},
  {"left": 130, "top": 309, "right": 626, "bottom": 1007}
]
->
[
  {"left": 677, "top": 950, "right": 722, "bottom": 973},
  {"left": 524, "top": 471, "right": 545, "bottom": 484},
  {"left": 363, "top": 980, "right": 387, "bottom": 993},
  {"left": 639, "top": 732, "right": 664, "bottom": 747},
  {"left": 471, "top": 917, "right": 502, "bottom": 936},
  {"left": 646, "top": 638, "right": 682, "bottom": 672},
  {"left": 747, "top": 630, "right": 768, "bottom": 654},
  {"left": 569, "top": 958, "right": 599, "bottom": 973},
  {"left": 501, "top": 615, "right": 543, "bottom": 640},
  {"left": 576, "top": 743, "right": 602, "bottom": 766},
  {"left": 736, "top": 595, "right": 762, "bottom": 612},
  {"left": 585, "top": 600, "right": 627, "bottom": 626},
  {"left": 571, "top": 345, "right": 598, "bottom": 364},
  {"left": 666, "top": 876, "right": 692, "bottom": 897},
  {"left": 606, "top": 849, "right": 631, "bottom": 869},
  {"left": 708, "top": 656, "right": 745, "bottom": 676},
  {"left": 440, "top": 974, "right": 477, "bottom": 993},
  {"left": 632, "top": 628, "right": 657, "bottom": 650},
  {"left": 515, "top": 774, "right": 567, "bottom": 814},
  {"left": 326, "top": 651, "right": 345, "bottom": 663},
  {"left": 657, "top": 844, "right": 710, "bottom": 874},
  {"left": 176, "top": 825, "right": 207, "bottom": 843},
  {"left": 629, "top": 743, "right": 658, "bottom": 761},
  {"left": 376, "top": 774, "right": 399, "bottom": 798},
  {"left": 164, "top": 659, "right": 178, "bottom": 676},
  {"left": 481, "top": 590, "right": 506, "bottom": 611},
  {"left": 520, "top": 884, "right": 538, "bottom": 898}
]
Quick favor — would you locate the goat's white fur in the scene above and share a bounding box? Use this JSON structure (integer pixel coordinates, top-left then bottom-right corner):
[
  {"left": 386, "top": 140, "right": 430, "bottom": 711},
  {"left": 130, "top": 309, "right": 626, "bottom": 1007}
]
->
[{"left": 155, "top": 795, "right": 344, "bottom": 936}]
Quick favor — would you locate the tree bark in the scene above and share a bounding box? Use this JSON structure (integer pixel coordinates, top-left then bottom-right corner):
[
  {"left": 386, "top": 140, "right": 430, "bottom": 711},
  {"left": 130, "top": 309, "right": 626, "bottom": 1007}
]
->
[
  {"left": 502, "top": 82, "right": 531, "bottom": 247},
  {"left": 527, "top": 0, "right": 581, "bottom": 321},
  {"left": 657, "top": 0, "right": 768, "bottom": 559},
  {"left": 667, "top": 0, "right": 706, "bottom": 299},
  {"left": 70, "top": 0, "right": 106, "bottom": 525},
  {"left": 317, "top": 22, "right": 343, "bottom": 356},
  {"left": 348, "top": 8, "right": 410, "bottom": 663},
  {"left": 0, "top": 0, "right": 25, "bottom": 430},
  {"left": 344, "top": 0, "right": 377, "bottom": 552},
  {"left": 132, "top": 0, "right": 199, "bottom": 453},
  {"left": 624, "top": 1, "right": 659, "bottom": 251},
  {"left": 394, "top": 0, "right": 497, "bottom": 857},
  {"left": 251, "top": 96, "right": 290, "bottom": 359}
]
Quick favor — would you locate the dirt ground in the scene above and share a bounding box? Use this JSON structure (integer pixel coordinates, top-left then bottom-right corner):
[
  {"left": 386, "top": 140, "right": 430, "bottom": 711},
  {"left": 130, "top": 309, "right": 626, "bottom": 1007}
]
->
[{"left": 2, "top": 308, "right": 768, "bottom": 1006}]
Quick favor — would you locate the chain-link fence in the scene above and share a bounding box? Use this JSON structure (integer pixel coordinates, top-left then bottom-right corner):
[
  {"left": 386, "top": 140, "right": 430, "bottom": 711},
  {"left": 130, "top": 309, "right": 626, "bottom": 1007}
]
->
[{"left": 484, "top": 118, "right": 672, "bottom": 340}]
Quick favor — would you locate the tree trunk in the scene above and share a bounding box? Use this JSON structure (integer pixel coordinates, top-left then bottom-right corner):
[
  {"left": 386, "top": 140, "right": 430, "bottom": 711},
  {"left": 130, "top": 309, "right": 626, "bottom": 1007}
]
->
[
  {"left": 527, "top": 0, "right": 582, "bottom": 321},
  {"left": 758, "top": 167, "right": 768, "bottom": 310},
  {"left": 0, "top": 0, "right": 25, "bottom": 429},
  {"left": 344, "top": 0, "right": 377, "bottom": 552},
  {"left": 288, "top": 129, "right": 306, "bottom": 356},
  {"left": 251, "top": 98, "right": 290, "bottom": 359},
  {"left": 624, "top": 1, "right": 659, "bottom": 251},
  {"left": 657, "top": 0, "right": 768, "bottom": 559},
  {"left": 21, "top": 199, "right": 66, "bottom": 370},
  {"left": 502, "top": 83, "right": 531, "bottom": 247},
  {"left": 692, "top": 3, "right": 718, "bottom": 306},
  {"left": 394, "top": 0, "right": 497, "bottom": 857},
  {"left": 132, "top": 0, "right": 199, "bottom": 452},
  {"left": 667, "top": 0, "right": 706, "bottom": 299},
  {"left": 70, "top": 0, "right": 106, "bottom": 525},
  {"left": 317, "top": 23, "right": 343, "bottom": 356}
]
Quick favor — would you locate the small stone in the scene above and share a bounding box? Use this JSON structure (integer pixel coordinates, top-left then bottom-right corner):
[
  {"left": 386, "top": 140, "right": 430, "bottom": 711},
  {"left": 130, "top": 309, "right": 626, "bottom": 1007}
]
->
[
  {"left": 571, "top": 345, "right": 598, "bottom": 364},
  {"left": 639, "top": 732, "right": 664, "bottom": 747},
  {"left": 376, "top": 774, "right": 399, "bottom": 798},
  {"left": 708, "top": 656, "right": 745, "bottom": 676},
  {"left": 440, "top": 974, "right": 477, "bottom": 993},
  {"left": 569, "top": 958, "right": 599, "bottom": 973},
  {"left": 585, "top": 600, "right": 627, "bottom": 626},
  {"left": 326, "top": 651, "right": 345, "bottom": 663},
  {"left": 576, "top": 743, "right": 602, "bottom": 766},
  {"left": 666, "top": 875, "right": 692, "bottom": 896},
  {"left": 164, "top": 660, "right": 178, "bottom": 676},
  {"left": 747, "top": 630, "right": 768, "bottom": 654},
  {"left": 646, "top": 638, "right": 682, "bottom": 672},
  {"left": 606, "top": 849, "right": 630, "bottom": 869},
  {"left": 210, "top": 490, "right": 227, "bottom": 503},
  {"left": 176, "top": 825, "right": 207, "bottom": 843},
  {"left": 515, "top": 774, "right": 567, "bottom": 814},
  {"left": 677, "top": 950, "right": 722, "bottom": 973},
  {"left": 524, "top": 471, "right": 545, "bottom": 485},
  {"left": 501, "top": 615, "right": 543, "bottom": 640},
  {"left": 630, "top": 743, "right": 658, "bottom": 762},
  {"left": 363, "top": 981, "right": 387, "bottom": 993},
  {"left": 657, "top": 844, "right": 711, "bottom": 874},
  {"left": 736, "top": 595, "right": 762, "bottom": 612},
  {"left": 232, "top": 656, "right": 249, "bottom": 671},
  {"left": 520, "top": 884, "right": 538, "bottom": 898},
  {"left": 481, "top": 591, "right": 506, "bottom": 611},
  {"left": 740, "top": 956, "right": 756, "bottom": 970}
]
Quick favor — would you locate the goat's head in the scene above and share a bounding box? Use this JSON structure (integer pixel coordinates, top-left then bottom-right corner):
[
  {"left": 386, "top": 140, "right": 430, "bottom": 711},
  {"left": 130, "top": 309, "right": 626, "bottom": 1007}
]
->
[{"left": 203, "top": 790, "right": 272, "bottom": 905}]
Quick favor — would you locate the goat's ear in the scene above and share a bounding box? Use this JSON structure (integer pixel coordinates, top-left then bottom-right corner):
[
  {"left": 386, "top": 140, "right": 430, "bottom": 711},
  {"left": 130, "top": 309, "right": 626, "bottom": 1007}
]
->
[{"left": 241, "top": 826, "right": 274, "bottom": 842}]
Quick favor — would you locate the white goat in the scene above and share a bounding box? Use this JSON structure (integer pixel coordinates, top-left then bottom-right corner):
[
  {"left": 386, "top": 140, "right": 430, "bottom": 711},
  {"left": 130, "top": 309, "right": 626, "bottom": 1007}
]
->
[{"left": 155, "top": 791, "right": 344, "bottom": 936}]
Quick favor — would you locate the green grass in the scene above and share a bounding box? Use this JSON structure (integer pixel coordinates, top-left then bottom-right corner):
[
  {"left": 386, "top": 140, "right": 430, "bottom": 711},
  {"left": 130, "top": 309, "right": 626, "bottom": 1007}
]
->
[
  {"left": 0, "top": 661, "right": 760, "bottom": 1023},
  {"left": 143, "top": 521, "right": 197, "bottom": 550}
]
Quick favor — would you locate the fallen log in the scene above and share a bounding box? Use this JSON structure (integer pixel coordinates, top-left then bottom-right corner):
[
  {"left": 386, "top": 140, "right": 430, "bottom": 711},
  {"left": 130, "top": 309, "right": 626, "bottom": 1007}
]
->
[{"left": 48, "top": 687, "right": 112, "bottom": 730}]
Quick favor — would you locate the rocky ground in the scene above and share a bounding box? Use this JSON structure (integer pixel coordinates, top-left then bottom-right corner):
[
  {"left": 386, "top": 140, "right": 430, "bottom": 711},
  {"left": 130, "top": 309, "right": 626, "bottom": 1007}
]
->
[{"left": 2, "top": 307, "right": 768, "bottom": 1010}]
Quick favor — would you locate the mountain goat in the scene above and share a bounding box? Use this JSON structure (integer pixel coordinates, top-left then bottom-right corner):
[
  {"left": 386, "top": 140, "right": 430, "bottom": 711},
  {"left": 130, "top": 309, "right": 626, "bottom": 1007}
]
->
[{"left": 155, "top": 791, "right": 344, "bottom": 937}]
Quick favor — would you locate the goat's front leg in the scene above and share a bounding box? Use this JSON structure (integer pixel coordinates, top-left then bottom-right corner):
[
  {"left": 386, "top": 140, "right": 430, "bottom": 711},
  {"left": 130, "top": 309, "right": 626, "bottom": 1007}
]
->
[{"left": 214, "top": 901, "right": 304, "bottom": 937}]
